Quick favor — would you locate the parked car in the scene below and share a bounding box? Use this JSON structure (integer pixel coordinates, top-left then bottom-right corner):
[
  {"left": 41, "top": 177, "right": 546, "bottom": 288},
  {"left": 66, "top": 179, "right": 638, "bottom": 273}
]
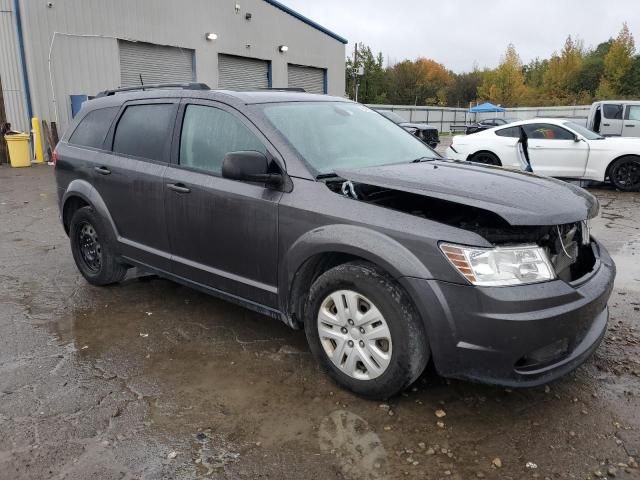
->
[
  {"left": 465, "top": 117, "right": 516, "bottom": 135},
  {"left": 55, "top": 84, "right": 615, "bottom": 399},
  {"left": 447, "top": 118, "right": 640, "bottom": 191},
  {"left": 587, "top": 100, "right": 640, "bottom": 137},
  {"left": 376, "top": 109, "right": 439, "bottom": 148}
]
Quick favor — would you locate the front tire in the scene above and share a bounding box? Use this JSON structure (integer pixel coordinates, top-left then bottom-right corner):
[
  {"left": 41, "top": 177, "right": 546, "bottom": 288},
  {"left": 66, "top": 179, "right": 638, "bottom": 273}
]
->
[
  {"left": 609, "top": 156, "right": 640, "bottom": 191},
  {"left": 69, "top": 206, "right": 127, "bottom": 286},
  {"left": 304, "top": 262, "right": 429, "bottom": 399}
]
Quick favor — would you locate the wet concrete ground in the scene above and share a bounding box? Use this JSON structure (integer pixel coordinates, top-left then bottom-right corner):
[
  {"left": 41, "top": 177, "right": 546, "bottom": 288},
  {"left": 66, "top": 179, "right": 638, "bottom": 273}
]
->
[{"left": 0, "top": 164, "right": 639, "bottom": 480}]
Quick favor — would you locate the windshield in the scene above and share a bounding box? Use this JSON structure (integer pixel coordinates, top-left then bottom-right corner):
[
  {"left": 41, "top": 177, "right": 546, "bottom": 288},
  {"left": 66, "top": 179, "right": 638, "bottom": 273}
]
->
[
  {"left": 564, "top": 121, "right": 604, "bottom": 140},
  {"left": 262, "top": 102, "right": 439, "bottom": 175},
  {"left": 377, "top": 110, "right": 406, "bottom": 124}
]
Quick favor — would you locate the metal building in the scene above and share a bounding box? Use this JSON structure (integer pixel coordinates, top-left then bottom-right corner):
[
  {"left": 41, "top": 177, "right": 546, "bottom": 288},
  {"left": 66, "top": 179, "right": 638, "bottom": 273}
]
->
[{"left": 0, "top": 0, "right": 347, "bottom": 135}]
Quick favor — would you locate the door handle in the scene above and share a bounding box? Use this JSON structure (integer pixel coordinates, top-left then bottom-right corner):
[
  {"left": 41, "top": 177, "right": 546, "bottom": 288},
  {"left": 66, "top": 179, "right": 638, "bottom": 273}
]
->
[
  {"left": 603, "top": 123, "right": 610, "bottom": 126},
  {"left": 94, "top": 166, "right": 111, "bottom": 175},
  {"left": 167, "top": 183, "right": 191, "bottom": 194},
  {"left": 625, "top": 124, "right": 635, "bottom": 127}
]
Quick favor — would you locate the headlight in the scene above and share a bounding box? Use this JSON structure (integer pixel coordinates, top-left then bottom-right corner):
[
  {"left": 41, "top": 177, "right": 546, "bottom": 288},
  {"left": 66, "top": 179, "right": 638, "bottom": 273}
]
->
[{"left": 440, "top": 243, "right": 556, "bottom": 286}]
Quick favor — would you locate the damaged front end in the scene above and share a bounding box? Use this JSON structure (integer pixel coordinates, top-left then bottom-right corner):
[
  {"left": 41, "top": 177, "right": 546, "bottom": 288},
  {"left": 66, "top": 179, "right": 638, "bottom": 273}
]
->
[{"left": 326, "top": 174, "right": 597, "bottom": 284}]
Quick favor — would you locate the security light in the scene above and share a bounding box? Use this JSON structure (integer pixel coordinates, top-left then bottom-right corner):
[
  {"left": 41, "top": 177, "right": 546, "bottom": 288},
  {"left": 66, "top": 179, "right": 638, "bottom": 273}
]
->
[
  {"left": 205, "top": 32, "right": 218, "bottom": 41},
  {"left": 279, "top": 45, "right": 289, "bottom": 53}
]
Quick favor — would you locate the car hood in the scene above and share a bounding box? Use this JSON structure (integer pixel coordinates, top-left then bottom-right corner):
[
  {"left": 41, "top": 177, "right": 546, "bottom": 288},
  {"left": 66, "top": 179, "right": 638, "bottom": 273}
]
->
[
  {"left": 399, "top": 122, "right": 438, "bottom": 131},
  {"left": 335, "top": 160, "right": 598, "bottom": 226}
]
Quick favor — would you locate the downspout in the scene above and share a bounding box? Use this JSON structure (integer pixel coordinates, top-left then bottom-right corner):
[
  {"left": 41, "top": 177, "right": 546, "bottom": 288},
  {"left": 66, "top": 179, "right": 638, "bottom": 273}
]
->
[{"left": 13, "top": 0, "right": 33, "bottom": 124}]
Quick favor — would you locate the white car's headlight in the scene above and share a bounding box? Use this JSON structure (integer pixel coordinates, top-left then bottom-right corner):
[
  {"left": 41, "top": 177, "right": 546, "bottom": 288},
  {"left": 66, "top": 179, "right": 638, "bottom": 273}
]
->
[{"left": 440, "top": 243, "right": 556, "bottom": 286}]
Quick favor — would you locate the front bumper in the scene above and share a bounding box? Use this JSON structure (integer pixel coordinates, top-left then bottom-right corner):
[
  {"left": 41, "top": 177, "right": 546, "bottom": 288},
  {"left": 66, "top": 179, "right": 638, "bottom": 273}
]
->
[{"left": 401, "top": 239, "right": 616, "bottom": 387}]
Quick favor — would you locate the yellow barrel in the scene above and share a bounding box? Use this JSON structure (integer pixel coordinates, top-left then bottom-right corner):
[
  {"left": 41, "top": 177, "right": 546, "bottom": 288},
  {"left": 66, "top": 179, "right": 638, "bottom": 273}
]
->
[{"left": 5, "top": 133, "right": 32, "bottom": 168}]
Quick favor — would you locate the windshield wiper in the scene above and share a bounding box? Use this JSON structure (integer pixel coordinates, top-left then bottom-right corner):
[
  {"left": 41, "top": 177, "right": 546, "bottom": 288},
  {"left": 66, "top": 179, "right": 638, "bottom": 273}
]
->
[
  {"left": 411, "top": 156, "right": 438, "bottom": 163},
  {"left": 316, "top": 172, "right": 341, "bottom": 179}
]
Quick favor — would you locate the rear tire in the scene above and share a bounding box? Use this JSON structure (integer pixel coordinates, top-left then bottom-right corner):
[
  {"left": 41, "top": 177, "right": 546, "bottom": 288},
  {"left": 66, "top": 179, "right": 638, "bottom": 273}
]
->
[
  {"left": 69, "top": 206, "right": 127, "bottom": 286},
  {"left": 470, "top": 151, "right": 501, "bottom": 166},
  {"left": 609, "top": 156, "right": 640, "bottom": 191},
  {"left": 304, "top": 261, "right": 429, "bottom": 399}
]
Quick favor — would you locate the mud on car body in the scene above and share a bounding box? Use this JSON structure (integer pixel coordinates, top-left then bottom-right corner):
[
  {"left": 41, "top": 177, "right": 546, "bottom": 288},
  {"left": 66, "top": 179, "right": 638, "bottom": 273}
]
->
[{"left": 54, "top": 84, "right": 615, "bottom": 399}]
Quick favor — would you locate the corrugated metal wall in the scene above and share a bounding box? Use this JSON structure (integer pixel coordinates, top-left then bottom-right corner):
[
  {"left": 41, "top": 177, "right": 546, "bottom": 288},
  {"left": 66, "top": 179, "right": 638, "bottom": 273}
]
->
[
  {"left": 0, "top": 0, "right": 29, "bottom": 132},
  {"left": 14, "top": 0, "right": 346, "bottom": 135}
]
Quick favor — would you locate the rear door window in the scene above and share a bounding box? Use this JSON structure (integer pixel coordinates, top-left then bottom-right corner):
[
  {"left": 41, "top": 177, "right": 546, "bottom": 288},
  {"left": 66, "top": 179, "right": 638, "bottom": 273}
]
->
[
  {"left": 179, "top": 104, "right": 266, "bottom": 174},
  {"left": 69, "top": 107, "right": 119, "bottom": 149},
  {"left": 112, "top": 104, "right": 176, "bottom": 161},
  {"left": 602, "top": 104, "right": 623, "bottom": 120},
  {"left": 625, "top": 105, "right": 640, "bottom": 121}
]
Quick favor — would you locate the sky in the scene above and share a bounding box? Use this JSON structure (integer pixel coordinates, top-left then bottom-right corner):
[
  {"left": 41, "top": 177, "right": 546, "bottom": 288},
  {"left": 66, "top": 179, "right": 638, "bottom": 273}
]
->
[{"left": 282, "top": 0, "right": 640, "bottom": 72}]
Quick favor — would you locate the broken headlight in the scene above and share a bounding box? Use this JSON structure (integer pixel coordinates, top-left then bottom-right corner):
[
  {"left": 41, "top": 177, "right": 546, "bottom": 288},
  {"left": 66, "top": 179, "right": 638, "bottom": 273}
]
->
[{"left": 440, "top": 243, "right": 556, "bottom": 286}]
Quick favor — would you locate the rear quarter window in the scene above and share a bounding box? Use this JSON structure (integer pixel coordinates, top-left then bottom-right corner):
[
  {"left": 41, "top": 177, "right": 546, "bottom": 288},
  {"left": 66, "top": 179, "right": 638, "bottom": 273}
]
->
[
  {"left": 495, "top": 126, "right": 520, "bottom": 137},
  {"left": 68, "top": 107, "right": 119, "bottom": 149}
]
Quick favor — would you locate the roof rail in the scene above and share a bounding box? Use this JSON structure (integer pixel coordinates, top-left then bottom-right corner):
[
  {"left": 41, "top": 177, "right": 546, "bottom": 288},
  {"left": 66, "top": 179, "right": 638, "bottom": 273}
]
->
[
  {"left": 259, "top": 87, "right": 306, "bottom": 92},
  {"left": 95, "top": 82, "right": 211, "bottom": 97}
]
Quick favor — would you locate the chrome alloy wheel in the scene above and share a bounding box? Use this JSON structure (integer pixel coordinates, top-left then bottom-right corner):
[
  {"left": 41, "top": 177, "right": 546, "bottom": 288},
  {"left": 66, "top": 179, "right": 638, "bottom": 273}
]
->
[{"left": 317, "top": 290, "right": 392, "bottom": 380}]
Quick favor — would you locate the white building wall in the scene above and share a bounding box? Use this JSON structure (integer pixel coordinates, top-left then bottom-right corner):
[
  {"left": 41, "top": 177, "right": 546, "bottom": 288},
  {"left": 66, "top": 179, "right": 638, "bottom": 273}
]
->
[{"left": 12, "top": 0, "right": 346, "bottom": 134}]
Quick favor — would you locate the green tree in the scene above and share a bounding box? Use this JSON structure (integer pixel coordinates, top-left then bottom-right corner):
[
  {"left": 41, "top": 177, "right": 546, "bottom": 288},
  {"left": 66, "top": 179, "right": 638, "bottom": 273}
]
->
[
  {"left": 345, "top": 43, "right": 387, "bottom": 103},
  {"left": 477, "top": 44, "right": 529, "bottom": 106},
  {"left": 539, "top": 36, "right": 586, "bottom": 104},
  {"left": 597, "top": 23, "right": 635, "bottom": 97},
  {"left": 447, "top": 68, "right": 485, "bottom": 107},
  {"left": 574, "top": 40, "right": 612, "bottom": 95}
]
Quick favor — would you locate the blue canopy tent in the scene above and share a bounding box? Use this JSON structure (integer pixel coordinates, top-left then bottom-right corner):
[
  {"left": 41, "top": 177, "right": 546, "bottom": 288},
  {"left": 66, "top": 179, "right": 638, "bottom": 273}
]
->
[{"left": 469, "top": 102, "right": 505, "bottom": 113}]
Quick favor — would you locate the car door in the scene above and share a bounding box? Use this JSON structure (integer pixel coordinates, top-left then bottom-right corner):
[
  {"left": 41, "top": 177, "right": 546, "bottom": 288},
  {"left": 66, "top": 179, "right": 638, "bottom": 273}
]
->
[
  {"left": 523, "top": 123, "right": 589, "bottom": 178},
  {"left": 599, "top": 103, "right": 624, "bottom": 136},
  {"left": 622, "top": 104, "right": 640, "bottom": 137},
  {"left": 93, "top": 100, "right": 177, "bottom": 270},
  {"left": 164, "top": 100, "right": 282, "bottom": 308}
]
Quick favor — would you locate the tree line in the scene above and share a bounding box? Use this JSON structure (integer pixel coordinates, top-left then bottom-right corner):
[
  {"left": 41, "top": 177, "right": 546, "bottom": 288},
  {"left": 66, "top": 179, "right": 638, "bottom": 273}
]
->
[{"left": 346, "top": 24, "right": 639, "bottom": 107}]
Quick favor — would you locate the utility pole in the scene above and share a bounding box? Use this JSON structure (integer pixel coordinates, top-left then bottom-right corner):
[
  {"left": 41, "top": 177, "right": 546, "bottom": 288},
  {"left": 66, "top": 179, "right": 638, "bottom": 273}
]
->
[
  {"left": 353, "top": 43, "right": 358, "bottom": 102},
  {"left": 352, "top": 42, "right": 363, "bottom": 103}
]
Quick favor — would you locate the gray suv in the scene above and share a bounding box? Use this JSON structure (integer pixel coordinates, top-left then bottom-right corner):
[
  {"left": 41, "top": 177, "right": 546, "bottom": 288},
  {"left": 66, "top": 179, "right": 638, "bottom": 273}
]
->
[{"left": 55, "top": 83, "right": 615, "bottom": 399}]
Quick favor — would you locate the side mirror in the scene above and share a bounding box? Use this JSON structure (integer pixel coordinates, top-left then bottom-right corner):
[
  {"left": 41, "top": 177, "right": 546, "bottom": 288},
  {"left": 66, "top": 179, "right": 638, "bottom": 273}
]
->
[
  {"left": 574, "top": 135, "right": 581, "bottom": 142},
  {"left": 222, "top": 151, "right": 283, "bottom": 186}
]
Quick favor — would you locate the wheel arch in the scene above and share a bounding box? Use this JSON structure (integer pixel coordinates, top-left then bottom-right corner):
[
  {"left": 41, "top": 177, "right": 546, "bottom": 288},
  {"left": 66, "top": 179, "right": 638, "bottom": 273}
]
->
[
  {"left": 604, "top": 154, "right": 640, "bottom": 181},
  {"left": 467, "top": 149, "right": 502, "bottom": 166},
  {"left": 61, "top": 179, "right": 117, "bottom": 236},
  {"left": 280, "top": 225, "right": 432, "bottom": 328}
]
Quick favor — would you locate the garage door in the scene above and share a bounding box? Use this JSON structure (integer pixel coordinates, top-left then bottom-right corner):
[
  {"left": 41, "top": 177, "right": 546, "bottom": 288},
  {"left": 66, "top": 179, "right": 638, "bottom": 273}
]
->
[
  {"left": 218, "top": 54, "right": 270, "bottom": 91},
  {"left": 118, "top": 40, "right": 195, "bottom": 87},
  {"left": 288, "top": 64, "right": 326, "bottom": 94}
]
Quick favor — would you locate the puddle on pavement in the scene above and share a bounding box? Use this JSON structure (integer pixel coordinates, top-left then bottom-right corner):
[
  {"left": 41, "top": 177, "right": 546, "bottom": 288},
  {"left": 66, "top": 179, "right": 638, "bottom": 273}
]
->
[{"left": 40, "top": 271, "right": 639, "bottom": 479}]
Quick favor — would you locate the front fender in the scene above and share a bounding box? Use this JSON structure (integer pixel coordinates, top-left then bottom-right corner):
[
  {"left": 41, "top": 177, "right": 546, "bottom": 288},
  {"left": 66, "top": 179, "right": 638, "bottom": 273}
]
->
[
  {"left": 62, "top": 179, "right": 118, "bottom": 235},
  {"left": 279, "top": 224, "right": 433, "bottom": 318}
]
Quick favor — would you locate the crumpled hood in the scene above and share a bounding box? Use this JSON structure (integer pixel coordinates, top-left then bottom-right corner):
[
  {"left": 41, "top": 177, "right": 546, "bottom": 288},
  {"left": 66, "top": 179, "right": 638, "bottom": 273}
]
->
[
  {"left": 399, "top": 122, "right": 438, "bottom": 131},
  {"left": 335, "top": 160, "right": 599, "bottom": 226}
]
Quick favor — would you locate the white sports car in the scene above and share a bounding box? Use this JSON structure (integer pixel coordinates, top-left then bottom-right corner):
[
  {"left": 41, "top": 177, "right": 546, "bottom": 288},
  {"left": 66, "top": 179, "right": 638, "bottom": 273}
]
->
[{"left": 446, "top": 118, "right": 640, "bottom": 191}]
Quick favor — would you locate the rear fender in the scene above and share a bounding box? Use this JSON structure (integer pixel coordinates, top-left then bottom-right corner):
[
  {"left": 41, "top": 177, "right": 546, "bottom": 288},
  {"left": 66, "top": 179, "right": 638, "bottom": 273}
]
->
[{"left": 62, "top": 179, "right": 117, "bottom": 236}]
